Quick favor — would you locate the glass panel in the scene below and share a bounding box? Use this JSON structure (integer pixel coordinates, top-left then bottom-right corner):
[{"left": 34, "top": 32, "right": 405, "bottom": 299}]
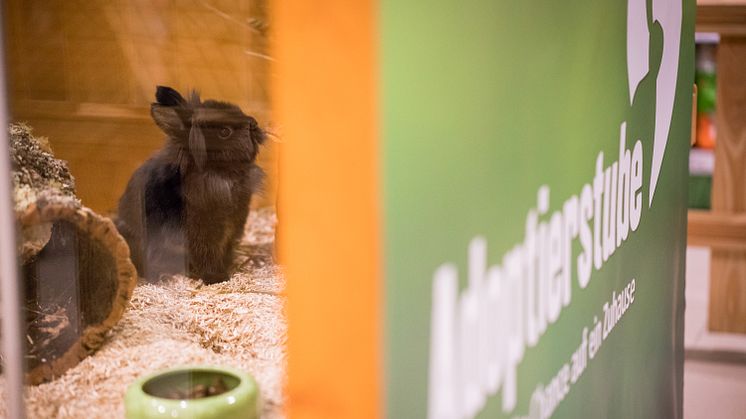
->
[
  {"left": 2, "top": 1, "right": 281, "bottom": 417},
  {"left": 1, "top": 9, "right": 26, "bottom": 416}
]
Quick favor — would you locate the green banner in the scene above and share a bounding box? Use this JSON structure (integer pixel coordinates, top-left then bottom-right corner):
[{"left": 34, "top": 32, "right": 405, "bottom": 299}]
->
[{"left": 383, "top": 1, "right": 693, "bottom": 418}]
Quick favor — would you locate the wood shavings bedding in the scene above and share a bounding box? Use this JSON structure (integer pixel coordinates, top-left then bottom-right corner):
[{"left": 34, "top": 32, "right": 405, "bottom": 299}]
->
[{"left": 0, "top": 209, "right": 286, "bottom": 418}]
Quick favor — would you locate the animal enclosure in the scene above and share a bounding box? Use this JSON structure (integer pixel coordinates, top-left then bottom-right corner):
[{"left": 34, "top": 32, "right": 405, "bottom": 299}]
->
[
  {"left": 1, "top": 1, "right": 284, "bottom": 418},
  {"left": 4, "top": 0, "right": 277, "bottom": 214}
]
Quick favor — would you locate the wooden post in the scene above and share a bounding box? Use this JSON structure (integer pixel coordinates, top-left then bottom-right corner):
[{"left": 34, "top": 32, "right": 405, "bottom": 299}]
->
[
  {"left": 708, "top": 36, "right": 746, "bottom": 333},
  {"left": 272, "top": 1, "right": 382, "bottom": 417}
]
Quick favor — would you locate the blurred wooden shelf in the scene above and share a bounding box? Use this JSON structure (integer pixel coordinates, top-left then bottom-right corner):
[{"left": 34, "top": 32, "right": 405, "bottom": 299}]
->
[
  {"left": 699, "top": 0, "right": 746, "bottom": 4},
  {"left": 688, "top": 210, "right": 746, "bottom": 250},
  {"left": 11, "top": 99, "right": 272, "bottom": 125},
  {"left": 697, "top": 0, "right": 746, "bottom": 35},
  {"left": 12, "top": 99, "right": 151, "bottom": 123}
]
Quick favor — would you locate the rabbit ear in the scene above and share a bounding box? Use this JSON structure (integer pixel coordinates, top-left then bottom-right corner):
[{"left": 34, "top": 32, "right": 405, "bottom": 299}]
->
[
  {"left": 188, "top": 124, "right": 207, "bottom": 171},
  {"left": 151, "top": 105, "right": 185, "bottom": 137},
  {"left": 155, "top": 86, "right": 186, "bottom": 106},
  {"left": 152, "top": 86, "right": 188, "bottom": 136}
]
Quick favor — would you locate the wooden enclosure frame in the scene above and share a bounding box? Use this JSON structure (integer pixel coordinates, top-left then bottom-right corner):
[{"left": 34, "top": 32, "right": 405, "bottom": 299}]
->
[{"left": 272, "top": 1, "right": 382, "bottom": 418}]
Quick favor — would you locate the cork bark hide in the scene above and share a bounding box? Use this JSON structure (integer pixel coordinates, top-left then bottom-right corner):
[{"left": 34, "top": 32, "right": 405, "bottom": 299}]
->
[{"left": 6, "top": 123, "right": 137, "bottom": 384}]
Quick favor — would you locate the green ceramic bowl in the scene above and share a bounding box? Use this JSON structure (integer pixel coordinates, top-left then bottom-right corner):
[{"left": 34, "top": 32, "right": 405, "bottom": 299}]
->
[{"left": 125, "top": 366, "right": 260, "bottom": 419}]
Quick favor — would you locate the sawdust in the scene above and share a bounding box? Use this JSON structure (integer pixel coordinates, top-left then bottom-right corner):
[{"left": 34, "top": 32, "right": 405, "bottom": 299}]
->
[{"left": 0, "top": 209, "right": 286, "bottom": 419}]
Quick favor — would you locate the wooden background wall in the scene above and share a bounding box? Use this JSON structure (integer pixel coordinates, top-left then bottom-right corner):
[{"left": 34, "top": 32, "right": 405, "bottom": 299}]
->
[{"left": 4, "top": 0, "right": 276, "bottom": 214}]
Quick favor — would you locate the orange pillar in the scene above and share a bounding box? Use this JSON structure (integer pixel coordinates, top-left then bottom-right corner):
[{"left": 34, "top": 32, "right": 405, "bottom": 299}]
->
[{"left": 272, "top": 1, "right": 381, "bottom": 418}]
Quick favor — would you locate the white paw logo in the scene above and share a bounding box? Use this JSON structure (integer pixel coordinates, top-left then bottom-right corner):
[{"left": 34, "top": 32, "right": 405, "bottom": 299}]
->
[{"left": 627, "top": 0, "right": 682, "bottom": 206}]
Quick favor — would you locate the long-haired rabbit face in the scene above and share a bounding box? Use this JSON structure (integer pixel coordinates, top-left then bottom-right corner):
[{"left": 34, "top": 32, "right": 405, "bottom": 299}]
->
[{"left": 151, "top": 86, "right": 266, "bottom": 169}]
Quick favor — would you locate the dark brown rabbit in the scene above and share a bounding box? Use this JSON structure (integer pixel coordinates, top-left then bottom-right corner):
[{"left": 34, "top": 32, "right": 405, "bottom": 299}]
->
[{"left": 116, "top": 86, "right": 265, "bottom": 283}]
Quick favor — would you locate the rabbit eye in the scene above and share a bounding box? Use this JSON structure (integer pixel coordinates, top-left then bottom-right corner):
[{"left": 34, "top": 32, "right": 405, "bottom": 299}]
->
[{"left": 218, "top": 126, "right": 233, "bottom": 139}]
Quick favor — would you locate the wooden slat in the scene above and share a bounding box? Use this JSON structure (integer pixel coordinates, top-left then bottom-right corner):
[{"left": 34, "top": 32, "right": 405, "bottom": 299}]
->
[
  {"left": 708, "top": 36, "right": 746, "bottom": 334},
  {"left": 698, "top": 0, "right": 746, "bottom": 6},
  {"left": 697, "top": 1, "right": 746, "bottom": 35},
  {"left": 688, "top": 210, "right": 746, "bottom": 249},
  {"left": 11, "top": 99, "right": 271, "bottom": 124},
  {"left": 12, "top": 99, "right": 151, "bottom": 122}
]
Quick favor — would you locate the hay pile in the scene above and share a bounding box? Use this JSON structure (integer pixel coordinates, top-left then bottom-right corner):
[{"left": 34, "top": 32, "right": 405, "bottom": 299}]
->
[{"left": 0, "top": 209, "right": 286, "bottom": 418}]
